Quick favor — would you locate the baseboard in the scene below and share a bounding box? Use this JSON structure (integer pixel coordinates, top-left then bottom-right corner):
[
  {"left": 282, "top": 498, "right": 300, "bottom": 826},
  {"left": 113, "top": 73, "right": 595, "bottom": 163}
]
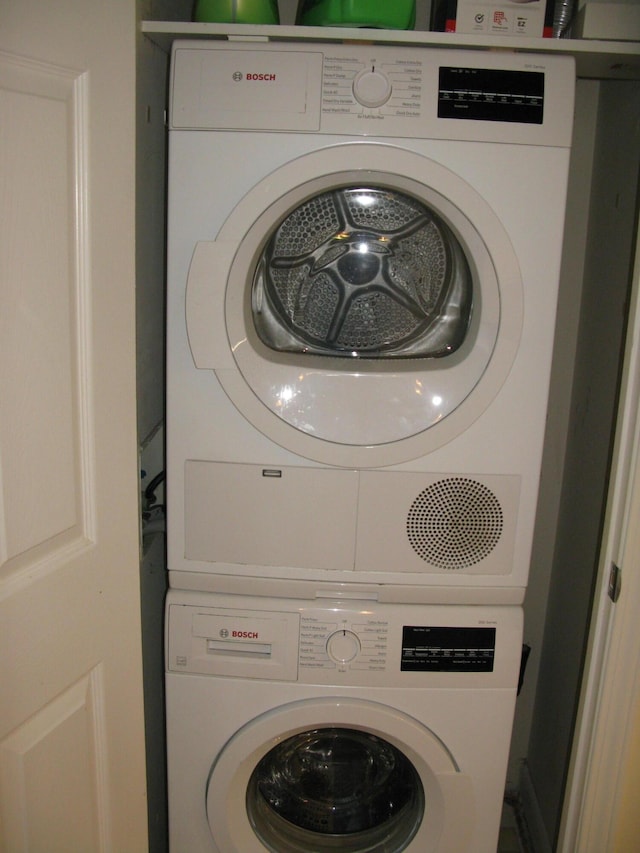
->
[{"left": 518, "top": 761, "right": 553, "bottom": 853}]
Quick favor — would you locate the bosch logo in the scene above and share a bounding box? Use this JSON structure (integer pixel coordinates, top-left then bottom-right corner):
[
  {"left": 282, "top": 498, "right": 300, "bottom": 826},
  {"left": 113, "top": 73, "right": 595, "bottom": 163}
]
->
[
  {"left": 233, "top": 71, "right": 276, "bottom": 82},
  {"left": 232, "top": 630, "right": 259, "bottom": 639},
  {"left": 219, "top": 628, "right": 229, "bottom": 638}
]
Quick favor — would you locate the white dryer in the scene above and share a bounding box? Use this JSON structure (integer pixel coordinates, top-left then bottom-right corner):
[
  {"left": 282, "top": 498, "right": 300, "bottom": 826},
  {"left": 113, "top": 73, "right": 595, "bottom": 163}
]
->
[
  {"left": 166, "top": 41, "right": 575, "bottom": 601},
  {"left": 165, "top": 589, "right": 523, "bottom": 852}
]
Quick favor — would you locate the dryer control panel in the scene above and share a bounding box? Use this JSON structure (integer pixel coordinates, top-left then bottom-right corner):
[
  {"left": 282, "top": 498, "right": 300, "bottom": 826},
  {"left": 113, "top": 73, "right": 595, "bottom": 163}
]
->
[
  {"left": 170, "top": 40, "right": 574, "bottom": 148},
  {"left": 166, "top": 590, "right": 520, "bottom": 689}
]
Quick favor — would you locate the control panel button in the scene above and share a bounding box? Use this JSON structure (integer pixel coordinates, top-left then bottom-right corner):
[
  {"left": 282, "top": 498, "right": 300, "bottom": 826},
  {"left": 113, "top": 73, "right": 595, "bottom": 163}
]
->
[
  {"left": 353, "top": 69, "right": 392, "bottom": 108},
  {"left": 327, "top": 630, "right": 361, "bottom": 664}
]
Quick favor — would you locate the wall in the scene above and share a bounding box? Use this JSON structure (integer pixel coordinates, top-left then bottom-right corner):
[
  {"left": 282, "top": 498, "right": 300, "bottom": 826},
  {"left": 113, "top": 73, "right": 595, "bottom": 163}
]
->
[
  {"left": 506, "top": 78, "right": 599, "bottom": 790},
  {"left": 525, "top": 78, "right": 640, "bottom": 848},
  {"left": 136, "top": 4, "right": 190, "bottom": 851},
  {"left": 137, "top": 5, "right": 191, "bottom": 446}
]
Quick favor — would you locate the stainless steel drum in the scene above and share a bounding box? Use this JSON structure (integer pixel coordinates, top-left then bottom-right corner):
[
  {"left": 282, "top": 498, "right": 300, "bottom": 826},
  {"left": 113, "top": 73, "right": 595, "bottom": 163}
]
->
[{"left": 252, "top": 187, "right": 472, "bottom": 358}]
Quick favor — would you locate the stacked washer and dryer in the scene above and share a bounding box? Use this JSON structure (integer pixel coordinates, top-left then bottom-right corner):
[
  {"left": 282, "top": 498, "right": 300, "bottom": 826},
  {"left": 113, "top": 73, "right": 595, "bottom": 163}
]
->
[{"left": 165, "top": 39, "right": 575, "bottom": 853}]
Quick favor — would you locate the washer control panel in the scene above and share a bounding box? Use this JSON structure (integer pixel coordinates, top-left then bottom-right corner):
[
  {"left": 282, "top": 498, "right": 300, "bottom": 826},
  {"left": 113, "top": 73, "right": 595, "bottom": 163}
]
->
[
  {"left": 166, "top": 592, "right": 521, "bottom": 689},
  {"left": 300, "top": 613, "right": 389, "bottom": 673}
]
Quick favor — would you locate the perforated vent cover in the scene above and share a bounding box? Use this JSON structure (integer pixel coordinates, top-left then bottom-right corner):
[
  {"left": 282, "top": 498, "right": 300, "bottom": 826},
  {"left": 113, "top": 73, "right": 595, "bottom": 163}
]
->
[{"left": 406, "top": 478, "right": 504, "bottom": 570}]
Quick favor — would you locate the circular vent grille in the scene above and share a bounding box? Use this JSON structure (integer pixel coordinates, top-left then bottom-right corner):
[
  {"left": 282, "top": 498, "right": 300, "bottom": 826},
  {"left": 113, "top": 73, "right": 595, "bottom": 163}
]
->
[{"left": 407, "top": 478, "right": 504, "bottom": 570}]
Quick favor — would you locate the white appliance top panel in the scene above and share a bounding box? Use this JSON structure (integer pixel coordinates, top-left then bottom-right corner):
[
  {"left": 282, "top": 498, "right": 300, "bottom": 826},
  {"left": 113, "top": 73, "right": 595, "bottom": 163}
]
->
[{"left": 170, "top": 40, "right": 574, "bottom": 147}]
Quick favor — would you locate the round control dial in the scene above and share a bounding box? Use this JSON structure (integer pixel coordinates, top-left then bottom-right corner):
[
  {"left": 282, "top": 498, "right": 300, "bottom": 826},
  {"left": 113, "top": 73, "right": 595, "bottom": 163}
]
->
[
  {"left": 353, "top": 69, "right": 392, "bottom": 109},
  {"left": 327, "top": 629, "right": 361, "bottom": 664}
]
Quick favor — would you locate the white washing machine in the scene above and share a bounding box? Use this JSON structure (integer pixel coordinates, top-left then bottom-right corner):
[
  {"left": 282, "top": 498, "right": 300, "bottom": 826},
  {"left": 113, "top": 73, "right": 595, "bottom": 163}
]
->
[
  {"left": 165, "top": 588, "right": 523, "bottom": 852},
  {"left": 167, "top": 41, "right": 575, "bottom": 601}
]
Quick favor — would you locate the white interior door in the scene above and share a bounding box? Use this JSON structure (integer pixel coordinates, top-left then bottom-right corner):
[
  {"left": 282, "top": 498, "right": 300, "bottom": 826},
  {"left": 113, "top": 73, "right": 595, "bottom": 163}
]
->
[
  {"left": 559, "top": 222, "right": 640, "bottom": 849},
  {"left": 0, "top": 1, "right": 148, "bottom": 850}
]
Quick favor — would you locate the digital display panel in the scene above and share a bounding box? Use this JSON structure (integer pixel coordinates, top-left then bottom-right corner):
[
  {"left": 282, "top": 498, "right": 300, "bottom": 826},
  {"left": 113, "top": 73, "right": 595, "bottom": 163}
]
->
[
  {"left": 438, "top": 67, "right": 544, "bottom": 124},
  {"left": 401, "top": 625, "right": 496, "bottom": 672}
]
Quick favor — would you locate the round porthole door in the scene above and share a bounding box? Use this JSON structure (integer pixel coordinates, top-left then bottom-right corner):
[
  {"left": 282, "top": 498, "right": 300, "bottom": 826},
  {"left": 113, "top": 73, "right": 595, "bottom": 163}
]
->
[
  {"left": 247, "top": 727, "right": 424, "bottom": 851},
  {"left": 186, "top": 144, "right": 523, "bottom": 468},
  {"left": 251, "top": 185, "right": 472, "bottom": 361},
  {"left": 205, "top": 698, "right": 474, "bottom": 852}
]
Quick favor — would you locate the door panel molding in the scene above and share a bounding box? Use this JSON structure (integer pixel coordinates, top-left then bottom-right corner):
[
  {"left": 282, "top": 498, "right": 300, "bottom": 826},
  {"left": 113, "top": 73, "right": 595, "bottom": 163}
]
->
[{"left": 0, "top": 51, "right": 95, "bottom": 592}]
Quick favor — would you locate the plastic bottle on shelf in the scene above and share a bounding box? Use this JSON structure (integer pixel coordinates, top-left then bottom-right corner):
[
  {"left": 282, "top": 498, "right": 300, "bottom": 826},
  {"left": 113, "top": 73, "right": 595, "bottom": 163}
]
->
[
  {"left": 296, "top": 0, "right": 416, "bottom": 29},
  {"left": 193, "top": 0, "right": 280, "bottom": 24}
]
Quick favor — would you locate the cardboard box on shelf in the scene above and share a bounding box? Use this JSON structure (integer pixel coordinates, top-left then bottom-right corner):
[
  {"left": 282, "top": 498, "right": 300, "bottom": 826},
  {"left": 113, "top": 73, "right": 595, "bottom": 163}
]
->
[
  {"left": 431, "top": 0, "right": 555, "bottom": 37},
  {"left": 574, "top": 1, "right": 640, "bottom": 41}
]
